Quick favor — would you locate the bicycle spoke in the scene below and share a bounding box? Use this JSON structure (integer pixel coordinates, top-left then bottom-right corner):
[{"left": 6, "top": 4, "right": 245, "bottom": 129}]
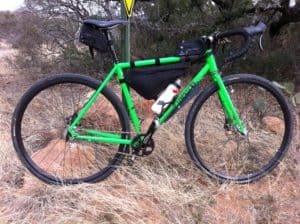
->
[
  {"left": 14, "top": 75, "right": 129, "bottom": 184},
  {"left": 188, "top": 76, "right": 291, "bottom": 182}
]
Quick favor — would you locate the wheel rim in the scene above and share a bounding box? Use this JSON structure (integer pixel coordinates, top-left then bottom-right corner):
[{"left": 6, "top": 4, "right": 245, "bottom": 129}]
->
[
  {"left": 190, "top": 80, "right": 289, "bottom": 182},
  {"left": 17, "top": 80, "right": 127, "bottom": 183}
]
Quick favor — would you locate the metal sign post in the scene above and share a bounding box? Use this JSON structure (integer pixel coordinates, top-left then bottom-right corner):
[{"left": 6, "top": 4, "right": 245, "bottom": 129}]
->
[
  {"left": 121, "top": 0, "right": 135, "bottom": 62},
  {"left": 121, "top": 0, "right": 135, "bottom": 104}
]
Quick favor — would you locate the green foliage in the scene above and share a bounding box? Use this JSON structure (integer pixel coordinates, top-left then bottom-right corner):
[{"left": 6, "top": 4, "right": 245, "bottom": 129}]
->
[
  {"left": 256, "top": 50, "right": 294, "bottom": 80},
  {"left": 215, "top": 0, "right": 253, "bottom": 24},
  {"left": 0, "top": 0, "right": 299, "bottom": 83},
  {"left": 132, "top": 0, "right": 216, "bottom": 59}
]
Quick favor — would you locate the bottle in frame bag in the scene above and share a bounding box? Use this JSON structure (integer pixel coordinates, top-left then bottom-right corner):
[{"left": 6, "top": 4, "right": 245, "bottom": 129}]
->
[{"left": 151, "top": 79, "right": 181, "bottom": 114}]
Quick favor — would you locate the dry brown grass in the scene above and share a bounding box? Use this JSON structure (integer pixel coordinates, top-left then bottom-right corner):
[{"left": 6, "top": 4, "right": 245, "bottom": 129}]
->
[{"left": 0, "top": 41, "right": 299, "bottom": 224}]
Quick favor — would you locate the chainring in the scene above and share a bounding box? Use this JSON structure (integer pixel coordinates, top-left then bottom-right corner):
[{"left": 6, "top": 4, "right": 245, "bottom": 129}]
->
[{"left": 131, "top": 134, "right": 155, "bottom": 156}]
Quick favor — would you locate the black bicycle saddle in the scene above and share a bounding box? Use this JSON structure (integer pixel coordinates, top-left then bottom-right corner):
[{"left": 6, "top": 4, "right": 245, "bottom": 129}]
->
[{"left": 83, "top": 19, "right": 128, "bottom": 29}]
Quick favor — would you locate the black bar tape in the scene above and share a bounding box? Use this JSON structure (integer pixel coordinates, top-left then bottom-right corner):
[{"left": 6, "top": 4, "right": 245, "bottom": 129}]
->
[{"left": 216, "top": 28, "right": 251, "bottom": 63}]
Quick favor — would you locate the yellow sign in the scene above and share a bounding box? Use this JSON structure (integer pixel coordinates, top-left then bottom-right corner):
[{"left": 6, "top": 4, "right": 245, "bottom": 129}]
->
[{"left": 123, "top": 0, "right": 135, "bottom": 18}]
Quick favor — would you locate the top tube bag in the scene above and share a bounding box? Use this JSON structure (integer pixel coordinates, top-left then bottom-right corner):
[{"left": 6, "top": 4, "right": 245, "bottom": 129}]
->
[
  {"left": 175, "top": 39, "right": 207, "bottom": 60},
  {"left": 124, "top": 62, "right": 190, "bottom": 100}
]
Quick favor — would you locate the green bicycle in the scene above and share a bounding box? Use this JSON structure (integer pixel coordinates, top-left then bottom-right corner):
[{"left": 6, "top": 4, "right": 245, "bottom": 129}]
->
[{"left": 12, "top": 20, "right": 293, "bottom": 185}]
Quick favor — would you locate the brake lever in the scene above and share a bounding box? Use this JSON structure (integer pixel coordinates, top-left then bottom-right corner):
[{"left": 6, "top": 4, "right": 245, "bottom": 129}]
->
[
  {"left": 219, "top": 37, "right": 231, "bottom": 53},
  {"left": 258, "top": 34, "right": 264, "bottom": 51}
]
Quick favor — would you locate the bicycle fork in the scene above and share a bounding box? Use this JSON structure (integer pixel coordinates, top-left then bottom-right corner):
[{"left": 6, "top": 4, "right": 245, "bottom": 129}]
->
[
  {"left": 212, "top": 73, "right": 247, "bottom": 135},
  {"left": 207, "top": 52, "right": 247, "bottom": 135}
]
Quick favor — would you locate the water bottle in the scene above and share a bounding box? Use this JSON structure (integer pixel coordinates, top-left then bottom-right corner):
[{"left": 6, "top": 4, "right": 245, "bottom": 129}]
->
[{"left": 151, "top": 79, "right": 181, "bottom": 114}]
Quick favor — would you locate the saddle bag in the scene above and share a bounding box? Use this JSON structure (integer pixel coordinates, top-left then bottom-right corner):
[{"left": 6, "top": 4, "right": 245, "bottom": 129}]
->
[
  {"left": 124, "top": 62, "right": 190, "bottom": 100},
  {"left": 79, "top": 23, "right": 108, "bottom": 53}
]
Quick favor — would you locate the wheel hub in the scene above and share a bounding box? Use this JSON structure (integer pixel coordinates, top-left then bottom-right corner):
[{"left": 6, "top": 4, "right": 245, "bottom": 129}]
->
[{"left": 63, "top": 112, "right": 78, "bottom": 141}]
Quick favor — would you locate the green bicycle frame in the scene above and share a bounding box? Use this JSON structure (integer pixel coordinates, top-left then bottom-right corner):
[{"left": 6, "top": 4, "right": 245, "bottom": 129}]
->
[{"left": 68, "top": 50, "right": 246, "bottom": 145}]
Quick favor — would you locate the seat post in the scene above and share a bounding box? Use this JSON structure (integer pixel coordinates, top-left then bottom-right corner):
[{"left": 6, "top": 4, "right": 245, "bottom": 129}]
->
[{"left": 104, "top": 30, "right": 119, "bottom": 64}]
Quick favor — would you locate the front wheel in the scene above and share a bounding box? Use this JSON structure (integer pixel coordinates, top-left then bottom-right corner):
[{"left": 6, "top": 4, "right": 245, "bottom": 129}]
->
[
  {"left": 185, "top": 74, "right": 293, "bottom": 183},
  {"left": 12, "top": 74, "right": 130, "bottom": 184}
]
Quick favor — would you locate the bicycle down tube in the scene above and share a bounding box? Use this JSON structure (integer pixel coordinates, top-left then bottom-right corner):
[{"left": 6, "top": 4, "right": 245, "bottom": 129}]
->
[
  {"left": 160, "top": 50, "right": 246, "bottom": 134},
  {"left": 68, "top": 51, "right": 246, "bottom": 144}
]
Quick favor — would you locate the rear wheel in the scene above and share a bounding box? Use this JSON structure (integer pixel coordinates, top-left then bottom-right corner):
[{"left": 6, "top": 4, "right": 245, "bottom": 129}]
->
[
  {"left": 185, "top": 74, "right": 293, "bottom": 183},
  {"left": 12, "top": 74, "right": 130, "bottom": 184}
]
